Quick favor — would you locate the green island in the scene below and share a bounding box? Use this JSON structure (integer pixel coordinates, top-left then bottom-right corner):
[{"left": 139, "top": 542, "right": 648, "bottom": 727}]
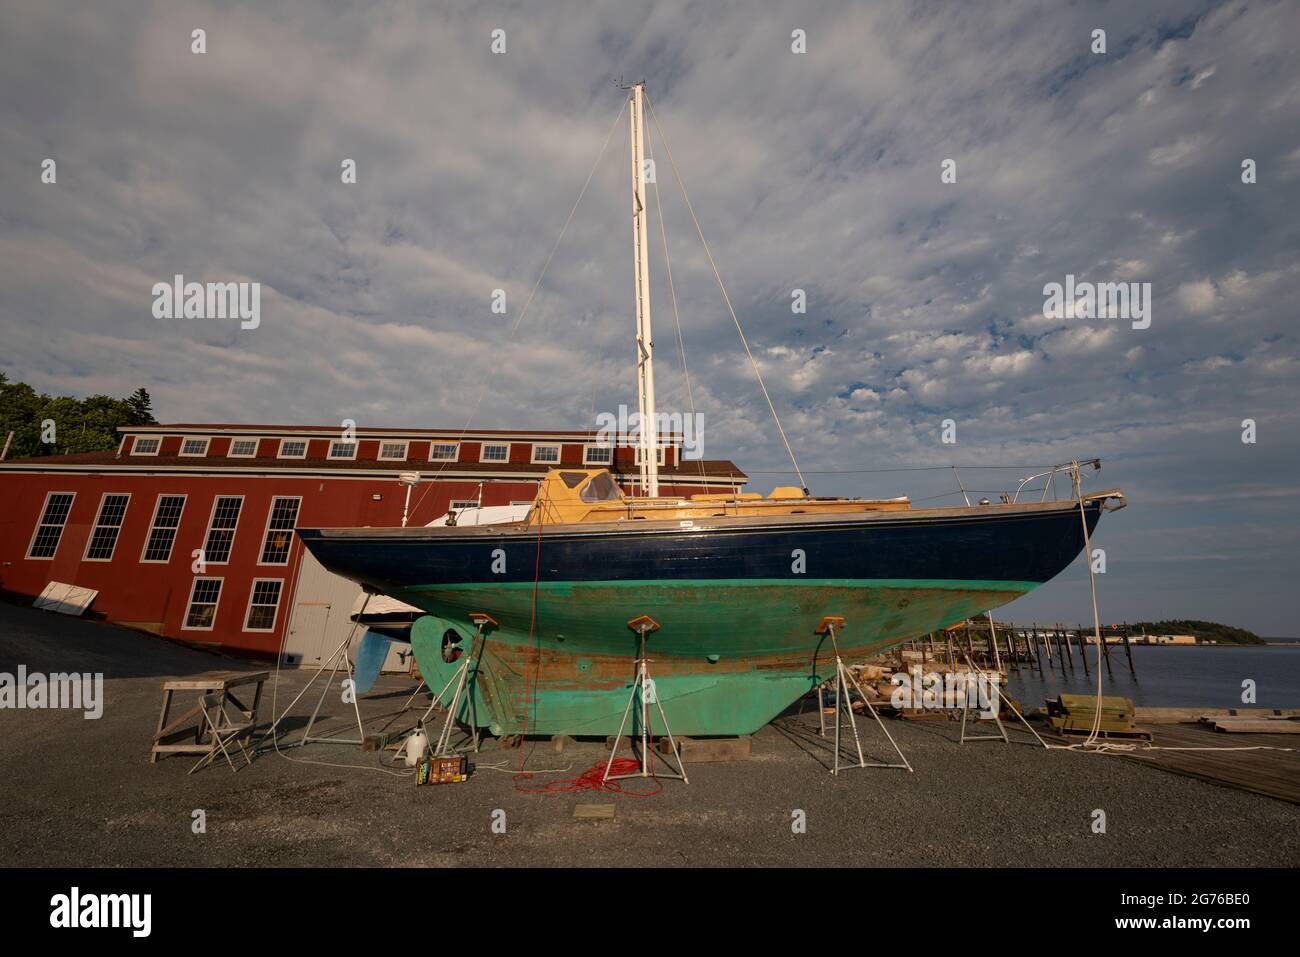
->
[{"left": 1128, "top": 619, "right": 1266, "bottom": 646}]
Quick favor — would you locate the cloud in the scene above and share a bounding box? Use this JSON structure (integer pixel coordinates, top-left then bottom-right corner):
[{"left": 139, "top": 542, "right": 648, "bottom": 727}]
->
[
  {"left": 1, "top": 0, "right": 1298, "bottom": 632},
  {"left": 1148, "top": 136, "right": 1203, "bottom": 167},
  {"left": 1176, "top": 278, "right": 1219, "bottom": 313}
]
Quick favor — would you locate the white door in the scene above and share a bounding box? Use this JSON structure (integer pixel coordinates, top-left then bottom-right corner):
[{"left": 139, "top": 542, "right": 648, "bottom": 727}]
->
[
  {"left": 281, "top": 549, "right": 367, "bottom": 666},
  {"left": 283, "top": 603, "right": 333, "bottom": 666}
]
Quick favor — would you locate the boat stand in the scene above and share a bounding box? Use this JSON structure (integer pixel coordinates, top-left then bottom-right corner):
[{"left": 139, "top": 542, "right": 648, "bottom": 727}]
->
[
  {"left": 795, "top": 681, "right": 833, "bottom": 734},
  {"left": 428, "top": 612, "right": 495, "bottom": 757},
  {"left": 255, "top": 593, "right": 373, "bottom": 752},
  {"left": 958, "top": 650, "right": 1051, "bottom": 749},
  {"left": 602, "top": 615, "right": 688, "bottom": 785},
  {"left": 959, "top": 673, "right": 1009, "bottom": 744},
  {"left": 817, "top": 616, "right": 912, "bottom": 775}
]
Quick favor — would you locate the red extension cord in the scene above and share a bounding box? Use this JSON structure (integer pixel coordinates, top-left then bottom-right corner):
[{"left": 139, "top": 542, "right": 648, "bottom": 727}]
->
[{"left": 508, "top": 488, "right": 663, "bottom": 797}]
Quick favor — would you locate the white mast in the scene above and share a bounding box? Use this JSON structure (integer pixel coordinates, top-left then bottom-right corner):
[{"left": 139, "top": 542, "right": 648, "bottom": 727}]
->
[{"left": 627, "top": 82, "right": 659, "bottom": 496}]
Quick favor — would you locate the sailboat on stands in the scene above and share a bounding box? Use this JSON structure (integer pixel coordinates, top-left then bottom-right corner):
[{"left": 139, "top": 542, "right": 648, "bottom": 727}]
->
[{"left": 297, "top": 84, "right": 1125, "bottom": 737}]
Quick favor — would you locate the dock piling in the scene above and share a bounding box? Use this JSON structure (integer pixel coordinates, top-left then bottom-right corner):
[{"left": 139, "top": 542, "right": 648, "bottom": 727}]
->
[{"left": 1122, "top": 622, "right": 1137, "bottom": 678}]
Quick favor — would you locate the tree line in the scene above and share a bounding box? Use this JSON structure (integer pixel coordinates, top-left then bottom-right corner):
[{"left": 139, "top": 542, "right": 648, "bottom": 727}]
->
[
  {"left": 0, "top": 373, "right": 156, "bottom": 458},
  {"left": 1129, "top": 619, "right": 1265, "bottom": 645}
]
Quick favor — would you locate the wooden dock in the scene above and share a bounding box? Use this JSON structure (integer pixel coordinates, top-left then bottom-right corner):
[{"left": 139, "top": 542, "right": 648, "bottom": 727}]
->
[{"left": 1118, "top": 722, "right": 1300, "bottom": 805}]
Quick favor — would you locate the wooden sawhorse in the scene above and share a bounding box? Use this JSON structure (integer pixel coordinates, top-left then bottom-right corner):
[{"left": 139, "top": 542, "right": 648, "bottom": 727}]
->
[{"left": 150, "top": 671, "right": 269, "bottom": 764}]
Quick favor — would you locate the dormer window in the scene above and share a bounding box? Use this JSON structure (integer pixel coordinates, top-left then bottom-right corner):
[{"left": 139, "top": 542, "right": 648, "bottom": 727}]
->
[
  {"left": 179, "top": 438, "right": 209, "bottom": 457},
  {"left": 583, "top": 444, "right": 612, "bottom": 465},
  {"left": 429, "top": 442, "right": 459, "bottom": 462},
  {"left": 531, "top": 444, "right": 561, "bottom": 464},
  {"left": 132, "top": 437, "right": 161, "bottom": 456},
  {"left": 228, "top": 439, "right": 259, "bottom": 457},
  {"left": 278, "top": 439, "right": 308, "bottom": 459},
  {"left": 480, "top": 443, "right": 509, "bottom": 463},
  {"left": 328, "top": 440, "right": 357, "bottom": 460},
  {"left": 378, "top": 441, "right": 408, "bottom": 461}
]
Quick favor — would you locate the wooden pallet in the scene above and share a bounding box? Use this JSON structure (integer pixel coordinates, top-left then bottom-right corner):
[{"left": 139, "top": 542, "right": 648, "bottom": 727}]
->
[{"left": 1206, "top": 717, "right": 1300, "bottom": 734}]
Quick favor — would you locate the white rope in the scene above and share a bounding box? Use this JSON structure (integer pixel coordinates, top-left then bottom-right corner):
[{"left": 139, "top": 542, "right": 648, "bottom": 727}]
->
[
  {"left": 645, "top": 94, "right": 810, "bottom": 494},
  {"left": 1029, "top": 483, "right": 1294, "bottom": 756},
  {"left": 264, "top": 619, "right": 414, "bottom": 777},
  {"left": 474, "top": 760, "right": 574, "bottom": 774},
  {"left": 1058, "top": 740, "right": 1295, "bottom": 755},
  {"left": 1070, "top": 462, "right": 1111, "bottom": 747}
]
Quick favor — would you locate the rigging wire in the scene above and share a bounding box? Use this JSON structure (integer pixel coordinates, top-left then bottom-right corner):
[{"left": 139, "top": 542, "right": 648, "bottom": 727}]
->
[
  {"left": 511, "top": 481, "right": 551, "bottom": 786},
  {"left": 645, "top": 93, "right": 810, "bottom": 495},
  {"left": 645, "top": 116, "right": 707, "bottom": 484},
  {"left": 587, "top": 112, "right": 628, "bottom": 433},
  {"left": 743, "top": 463, "right": 1060, "bottom": 474},
  {"left": 407, "top": 98, "right": 630, "bottom": 520}
]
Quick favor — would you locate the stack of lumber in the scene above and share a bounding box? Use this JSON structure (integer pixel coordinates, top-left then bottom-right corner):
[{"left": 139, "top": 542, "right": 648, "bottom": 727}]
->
[
  {"left": 1048, "top": 694, "right": 1149, "bottom": 740},
  {"left": 1136, "top": 706, "right": 1300, "bottom": 724},
  {"left": 1202, "top": 715, "right": 1300, "bottom": 734}
]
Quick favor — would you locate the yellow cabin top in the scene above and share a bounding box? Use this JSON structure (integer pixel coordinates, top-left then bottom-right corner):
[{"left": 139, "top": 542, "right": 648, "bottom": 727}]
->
[{"left": 521, "top": 468, "right": 911, "bottom": 526}]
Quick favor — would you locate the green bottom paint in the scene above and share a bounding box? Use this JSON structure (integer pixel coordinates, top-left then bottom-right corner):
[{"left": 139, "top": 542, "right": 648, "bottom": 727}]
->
[{"left": 405, "top": 578, "right": 1035, "bottom": 737}]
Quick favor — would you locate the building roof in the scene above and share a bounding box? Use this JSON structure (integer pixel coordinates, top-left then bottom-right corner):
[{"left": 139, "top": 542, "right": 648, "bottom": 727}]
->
[
  {"left": 0, "top": 448, "right": 747, "bottom": 480},
  {"left": 120, "top": 423, "right": 684, "bottom": 440},
  {"left": 0, "top": 421, "right": 746, "bottom": 484}
]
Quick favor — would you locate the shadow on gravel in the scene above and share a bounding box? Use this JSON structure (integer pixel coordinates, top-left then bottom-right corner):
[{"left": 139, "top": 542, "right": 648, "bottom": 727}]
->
[{"left": 0, "top": 598, "right": 262, "bottom": 680}]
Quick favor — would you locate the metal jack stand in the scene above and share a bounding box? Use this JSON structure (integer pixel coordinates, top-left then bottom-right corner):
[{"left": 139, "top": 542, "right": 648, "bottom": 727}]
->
[
  {"left": 959, "top": 669, "right": 1009, "bottom": 744},
  {"left": 817, "top": 616, "right": 912, "bottom": 775},
  {"left": 795, "top": 678, "right": 833, "bottom": 735},
  {"left": 429, "top": 612, "right": 495, "bottom": 757},
  {"left": 603, "top": 615, "right": 688, "bottom": 785},
  {"left": 958, "top": 650, "right": 1050, "bottom": 749},
  {"left": 255, "top": 593, "right": 373, "bottom": 752}
]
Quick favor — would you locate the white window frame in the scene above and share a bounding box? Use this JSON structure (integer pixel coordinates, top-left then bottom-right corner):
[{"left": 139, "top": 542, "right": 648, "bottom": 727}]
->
[
  {"left": 635, "top": 446, "right": 666, "bottom": 466},
  {"left": 377, "top": 440, "right": 409, "bottom": 462},
  {"left": 530, "top": 443, "right": 562, "bottom": 465},
  {"left": 428, "top": 441, "right": 460, "bottom": 462},
  {"left": 25, "top": 491, "right": 76, "bottom": 560},
  {"left": 479, "top": 442, "right": 510, "bottom": 463},
  {"left": 257, "top": 495, "right": 302, "bottom": 566},
  {"left": 583, "top": 443, "right": 614, "bottom": 465},
  {"left": 227, "top": 438, "right": 260, "bottom": 458},
  {"left": 178, "top": 437, "right": 210, "bottom": 457},
  {"left": 131, "top": 436, "right": 161, "bottom": 456},
  {"left": 449, "top": 499, "right": 479, "bottom": 511},
  {"left": 242, "top": 578, "right": 284, "bottom": 633},
  {"left": 277, "top": 439, "right": 308, "bottom": 459},
  {"left": 327, "top": 439, "right": 357, "bottom": 460},
  {"left": 139, "top": 493, "right": 187, "bottom": 564},
  {"left": 200, "top": 494, "right": 244, "bottom": 565},
  {"left": 181, "top": 577, "right": 224, "bottom": 632},
  {"left": 82, "top": 492, "right": 131, "bottom": 562}
]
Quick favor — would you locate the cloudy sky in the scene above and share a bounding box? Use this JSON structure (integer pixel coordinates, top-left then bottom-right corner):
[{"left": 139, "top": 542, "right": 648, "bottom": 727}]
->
[{"left": 2, "top": 0, "right": 1298, "bottom": 633}]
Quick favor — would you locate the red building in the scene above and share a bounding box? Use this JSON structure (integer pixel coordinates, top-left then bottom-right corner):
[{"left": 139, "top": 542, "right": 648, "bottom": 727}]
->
[{"left": 0, "top": 423, "right": 746, "bottom": 660}]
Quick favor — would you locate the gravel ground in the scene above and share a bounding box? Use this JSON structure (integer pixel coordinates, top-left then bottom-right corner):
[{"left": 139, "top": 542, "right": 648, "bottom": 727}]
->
[{"left": 2, "top": 600, "right": 1297, "bottom": 867}]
